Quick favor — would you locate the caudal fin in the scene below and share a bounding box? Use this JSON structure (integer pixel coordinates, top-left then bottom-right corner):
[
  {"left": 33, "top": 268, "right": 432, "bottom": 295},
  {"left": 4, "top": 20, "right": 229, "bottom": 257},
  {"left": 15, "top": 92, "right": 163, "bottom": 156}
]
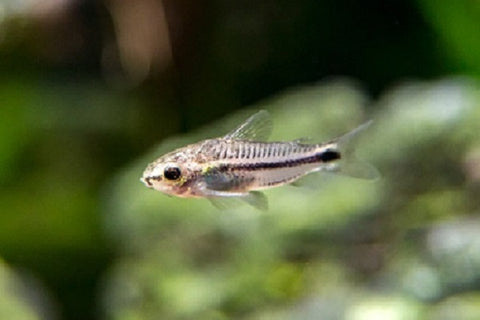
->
[{"left": 333, "top": 120, "right": 380, "bottom": 180}]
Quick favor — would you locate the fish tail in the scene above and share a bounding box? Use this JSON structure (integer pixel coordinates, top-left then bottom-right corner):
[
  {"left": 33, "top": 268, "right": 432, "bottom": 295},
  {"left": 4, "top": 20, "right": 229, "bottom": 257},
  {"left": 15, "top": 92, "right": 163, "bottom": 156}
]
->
[{"left": 332, "top": 120, "right": 380, "bottom": 180}]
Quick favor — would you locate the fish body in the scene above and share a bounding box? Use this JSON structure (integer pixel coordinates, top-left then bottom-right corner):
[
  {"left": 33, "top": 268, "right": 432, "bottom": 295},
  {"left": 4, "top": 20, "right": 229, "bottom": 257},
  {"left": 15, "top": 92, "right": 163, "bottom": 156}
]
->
[{"left": 141, "top": 111, "right": 377, "bottom": 209}]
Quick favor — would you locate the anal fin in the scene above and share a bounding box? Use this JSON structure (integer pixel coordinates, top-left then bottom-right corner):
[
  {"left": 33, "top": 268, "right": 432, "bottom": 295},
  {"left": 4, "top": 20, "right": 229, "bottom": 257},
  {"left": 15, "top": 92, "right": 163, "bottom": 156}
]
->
[
  {"left": 207, "top": 191, "right": 268, "bottom": 211},
  {"left": 241, "top": 191, "right": 268, "bottom": 211}
]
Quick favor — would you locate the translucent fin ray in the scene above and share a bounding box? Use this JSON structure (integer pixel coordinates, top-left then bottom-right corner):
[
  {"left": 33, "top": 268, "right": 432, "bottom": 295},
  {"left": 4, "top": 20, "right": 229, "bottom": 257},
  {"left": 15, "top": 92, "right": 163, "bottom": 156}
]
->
[
  {"left": 290, "top": 171, "right": 333, "bottom": 189},
  {"left": 223, "top": 110, "right": 273, "bottom": 141},
  {"left": 207, "top": 191, "right": 268, "bottom": 211},
  {"left": 208, "top": 197, "right": 244, "bottom": 210},
  {"left": 241, "top": 191, "right": 268, "bottom": 210},
  {"left": 334, "top": 120, "right": 380, "bottom": 180}
]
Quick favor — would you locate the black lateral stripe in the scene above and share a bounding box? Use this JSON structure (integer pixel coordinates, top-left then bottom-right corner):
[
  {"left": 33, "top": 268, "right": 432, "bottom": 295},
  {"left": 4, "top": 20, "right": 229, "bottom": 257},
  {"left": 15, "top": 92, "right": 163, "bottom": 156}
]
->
[
  {"left": 318, "top": 150, "right": 341, "bottom": 162},
  {"left": 222, "top": 149, "right": 340, "bottom": 171}
]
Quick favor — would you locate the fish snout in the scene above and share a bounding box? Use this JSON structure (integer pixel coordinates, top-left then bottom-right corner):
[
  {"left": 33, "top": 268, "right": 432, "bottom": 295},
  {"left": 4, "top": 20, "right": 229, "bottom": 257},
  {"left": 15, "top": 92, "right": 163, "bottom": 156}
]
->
[{"left": 140, "top": 176, "right": 153, "bottom": 188}]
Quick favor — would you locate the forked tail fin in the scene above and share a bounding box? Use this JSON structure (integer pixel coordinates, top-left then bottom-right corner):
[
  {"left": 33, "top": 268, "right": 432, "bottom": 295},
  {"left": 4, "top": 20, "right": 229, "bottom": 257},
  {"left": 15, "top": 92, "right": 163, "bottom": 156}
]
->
[{"left": 333, "top": 120, "right": 380, "bottom": 180}]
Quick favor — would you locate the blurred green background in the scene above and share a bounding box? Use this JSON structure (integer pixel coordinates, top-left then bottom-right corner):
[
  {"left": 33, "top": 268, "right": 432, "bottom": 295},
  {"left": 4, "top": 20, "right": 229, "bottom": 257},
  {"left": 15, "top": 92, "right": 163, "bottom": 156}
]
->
[{"left": 1, "top": 0, "right": 480, "bottom": 319}]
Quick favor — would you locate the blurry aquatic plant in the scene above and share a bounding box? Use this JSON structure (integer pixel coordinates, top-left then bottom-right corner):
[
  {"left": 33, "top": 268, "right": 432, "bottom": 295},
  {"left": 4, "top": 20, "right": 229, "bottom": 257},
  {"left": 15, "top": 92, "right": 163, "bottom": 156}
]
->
[
  {"left": 0, "top": 259, "right": 56, "bottom": 320},
  {"left": 418, "top": 0, "right": 480, "bottom": 77},
  {"left": 102, "top": 78, "right": 480, "bottom": 319},
  {"left": 102, "top": 80, "right": 381, "bottom": 319},
  {"left": 105, "top": 0, "right": 173, "bottom": 84}
]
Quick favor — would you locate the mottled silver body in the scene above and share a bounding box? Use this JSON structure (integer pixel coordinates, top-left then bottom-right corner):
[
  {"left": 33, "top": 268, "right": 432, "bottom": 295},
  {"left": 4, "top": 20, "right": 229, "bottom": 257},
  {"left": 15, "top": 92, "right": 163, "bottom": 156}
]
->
[
  {"left": 141, "top": 111, "right": 377, "bottom": 209},
  {"left": 198, "top": 139, "right": 338, "bottom": 189}
]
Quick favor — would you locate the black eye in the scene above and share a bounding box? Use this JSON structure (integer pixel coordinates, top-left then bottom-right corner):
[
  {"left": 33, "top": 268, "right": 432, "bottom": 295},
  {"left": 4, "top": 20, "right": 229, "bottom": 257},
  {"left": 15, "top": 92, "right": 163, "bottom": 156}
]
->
[{"left": 164, "top": 166, "right": 181, "bottom": 180}]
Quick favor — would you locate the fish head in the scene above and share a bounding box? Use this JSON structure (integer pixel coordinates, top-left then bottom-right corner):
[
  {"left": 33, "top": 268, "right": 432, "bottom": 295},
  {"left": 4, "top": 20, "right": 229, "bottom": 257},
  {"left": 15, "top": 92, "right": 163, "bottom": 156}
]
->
[{"left": 140, "top": 149, "right": 201, "bottom": 197}]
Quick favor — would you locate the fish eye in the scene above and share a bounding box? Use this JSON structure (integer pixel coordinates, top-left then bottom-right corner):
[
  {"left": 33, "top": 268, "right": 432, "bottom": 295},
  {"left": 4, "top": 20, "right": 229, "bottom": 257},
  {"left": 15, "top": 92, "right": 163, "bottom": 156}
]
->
[{"left": 164, "top": 165, "right": 181, "bottom": 181}]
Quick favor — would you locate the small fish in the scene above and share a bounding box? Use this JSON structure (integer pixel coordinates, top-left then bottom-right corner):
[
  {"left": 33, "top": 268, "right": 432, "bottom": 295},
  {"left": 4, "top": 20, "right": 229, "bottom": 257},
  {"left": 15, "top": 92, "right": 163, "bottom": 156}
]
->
[{"left": 141, "top": 110, "right": 378, "bottom": 210}]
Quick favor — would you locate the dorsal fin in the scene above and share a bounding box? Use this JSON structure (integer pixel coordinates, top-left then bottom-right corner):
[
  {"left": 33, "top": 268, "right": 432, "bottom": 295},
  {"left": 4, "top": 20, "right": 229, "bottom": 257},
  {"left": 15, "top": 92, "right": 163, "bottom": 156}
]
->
[{"left": 223, "top": 110, "right": 273, "bottom": 141}]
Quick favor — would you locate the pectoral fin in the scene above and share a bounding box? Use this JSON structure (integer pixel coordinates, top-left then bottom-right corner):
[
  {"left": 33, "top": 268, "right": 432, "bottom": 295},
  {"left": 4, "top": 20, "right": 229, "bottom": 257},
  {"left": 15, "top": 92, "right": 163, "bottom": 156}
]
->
[{"left": 204, "top": 168, "right": 238, "bottom": 191}]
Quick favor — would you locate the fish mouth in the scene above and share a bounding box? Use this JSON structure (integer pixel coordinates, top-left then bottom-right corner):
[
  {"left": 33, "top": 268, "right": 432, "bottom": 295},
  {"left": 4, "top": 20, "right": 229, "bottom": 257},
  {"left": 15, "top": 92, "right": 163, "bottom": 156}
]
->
[{"left": 140, "top": 177, "right": 153, "bottom": 187}]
